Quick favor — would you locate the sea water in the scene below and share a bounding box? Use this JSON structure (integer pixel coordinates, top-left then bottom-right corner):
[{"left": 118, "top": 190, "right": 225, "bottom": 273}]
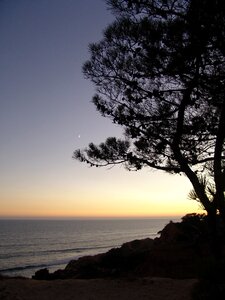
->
[{"left": 0, "top": 218, "right": 179, "bottom": 278}]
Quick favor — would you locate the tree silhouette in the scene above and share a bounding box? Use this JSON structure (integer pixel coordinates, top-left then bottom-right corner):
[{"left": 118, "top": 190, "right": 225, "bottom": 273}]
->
[{"left": 74, "top": 0, "right": 225, "bottom": 224}]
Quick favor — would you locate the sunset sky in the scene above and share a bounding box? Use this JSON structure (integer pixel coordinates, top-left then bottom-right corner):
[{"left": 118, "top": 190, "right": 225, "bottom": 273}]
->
[{"left": 0, "top": 0, "right": 200, "bottom": 219}]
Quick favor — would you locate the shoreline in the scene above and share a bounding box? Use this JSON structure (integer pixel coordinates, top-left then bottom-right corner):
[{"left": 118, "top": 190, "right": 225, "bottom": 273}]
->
[
  {"left": 1, "top": 216, "right": 212, "bottom": 281},
  {"left": 1, "top": 218, "right": 174, "bottom": 279}
]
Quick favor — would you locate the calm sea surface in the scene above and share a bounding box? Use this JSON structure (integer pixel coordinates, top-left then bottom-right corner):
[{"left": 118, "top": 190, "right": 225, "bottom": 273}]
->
[{"left": 0, "top": 218, "right": 179, "bottom": 278}]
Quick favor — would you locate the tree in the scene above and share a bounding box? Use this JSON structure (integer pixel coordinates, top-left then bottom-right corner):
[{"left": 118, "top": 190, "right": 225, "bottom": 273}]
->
[{"left": 73, "top": 0, "right": 225, "bottom": 225}]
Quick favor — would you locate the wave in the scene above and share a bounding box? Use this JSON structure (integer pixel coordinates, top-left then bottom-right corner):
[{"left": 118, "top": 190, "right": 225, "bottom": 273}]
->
[
  {"left": 0, "top": 257, "right": 72, "bottom": 275},
  {"left": 41, "top": 244, "right": 112, "bottom": 255},
  {"left": 0, "top": 264, "right": 49, "bottom": 274},
  {"left": 0, "top": 244, "right": 113, "bottom": 260},
  {"left": 0, "top": 244, "right": 114, "bottom": 276}
]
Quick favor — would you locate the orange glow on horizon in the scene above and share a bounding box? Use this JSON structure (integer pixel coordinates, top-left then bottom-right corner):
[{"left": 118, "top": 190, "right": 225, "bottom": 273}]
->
[
  {"left": 0, "top": 169, "right": 201, "bottom": 219},
  {"left": 0, "top": 203, "right": 201, "bottom": 219}
]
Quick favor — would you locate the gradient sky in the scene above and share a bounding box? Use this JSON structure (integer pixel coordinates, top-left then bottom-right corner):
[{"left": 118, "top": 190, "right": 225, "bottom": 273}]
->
[{"left": 0, "top": 0, "right": 200, "bottom": 218}]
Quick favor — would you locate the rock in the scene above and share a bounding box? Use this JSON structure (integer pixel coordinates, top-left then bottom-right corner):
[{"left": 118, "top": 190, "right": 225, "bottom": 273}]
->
[
  {"left": 50, "top": 238, "right": 154, "bottom": 279},
  {"left": 32, "top": 268, "right": 51, "bottom": 280},
  {"left": 136, "top": 221, "right": 215, "bottom": 278},
  {"left": 65, "top": 254, "right": 104, "bottom": 279},
  {"left": 119, "top": 238, "right": 154, "bottom": 254},
  {"left": 157, "top": 221, "right": 184, "bottom": 243}
]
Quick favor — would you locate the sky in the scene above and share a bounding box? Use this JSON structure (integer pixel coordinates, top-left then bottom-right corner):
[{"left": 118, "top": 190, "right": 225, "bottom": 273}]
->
[{"left": 0, "top": 0, "right": 200, "bottom": 219}]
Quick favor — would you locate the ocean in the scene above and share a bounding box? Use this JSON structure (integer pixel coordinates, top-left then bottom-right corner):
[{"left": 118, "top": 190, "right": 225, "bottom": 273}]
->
[{"left": 0, "top": 218, "right": 179, "bottom": 278}]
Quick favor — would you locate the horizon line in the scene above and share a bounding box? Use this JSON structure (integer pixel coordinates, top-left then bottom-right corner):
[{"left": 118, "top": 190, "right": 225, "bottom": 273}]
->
[{"left": 0, "top": 214, "right": 185, "bottom": 220}]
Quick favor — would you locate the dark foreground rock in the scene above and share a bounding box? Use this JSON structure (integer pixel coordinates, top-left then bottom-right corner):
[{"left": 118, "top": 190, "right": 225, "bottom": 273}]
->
[
  {"left": 33, "top": 238, "right": 154, "bottom": 280},
  {"left": 33, "top": 214, "right": 225, "bottom": 280}
]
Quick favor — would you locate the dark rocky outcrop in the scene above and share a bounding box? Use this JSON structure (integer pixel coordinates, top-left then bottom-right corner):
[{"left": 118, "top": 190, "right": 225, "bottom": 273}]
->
[
  {"left": 33, "top": 238, "right": 154, "bottom": 280},
  {"left": 33, "top": 214, "right": 225, "bottom": 280}
]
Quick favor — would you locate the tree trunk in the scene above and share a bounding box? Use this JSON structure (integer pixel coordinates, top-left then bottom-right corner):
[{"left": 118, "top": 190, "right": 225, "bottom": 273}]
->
[
  {"left": 207, "top": 211, "right": 222, "bottom": 260},
  {"left": 214, "top": 98, "right": 225, "bottom": 224}
]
